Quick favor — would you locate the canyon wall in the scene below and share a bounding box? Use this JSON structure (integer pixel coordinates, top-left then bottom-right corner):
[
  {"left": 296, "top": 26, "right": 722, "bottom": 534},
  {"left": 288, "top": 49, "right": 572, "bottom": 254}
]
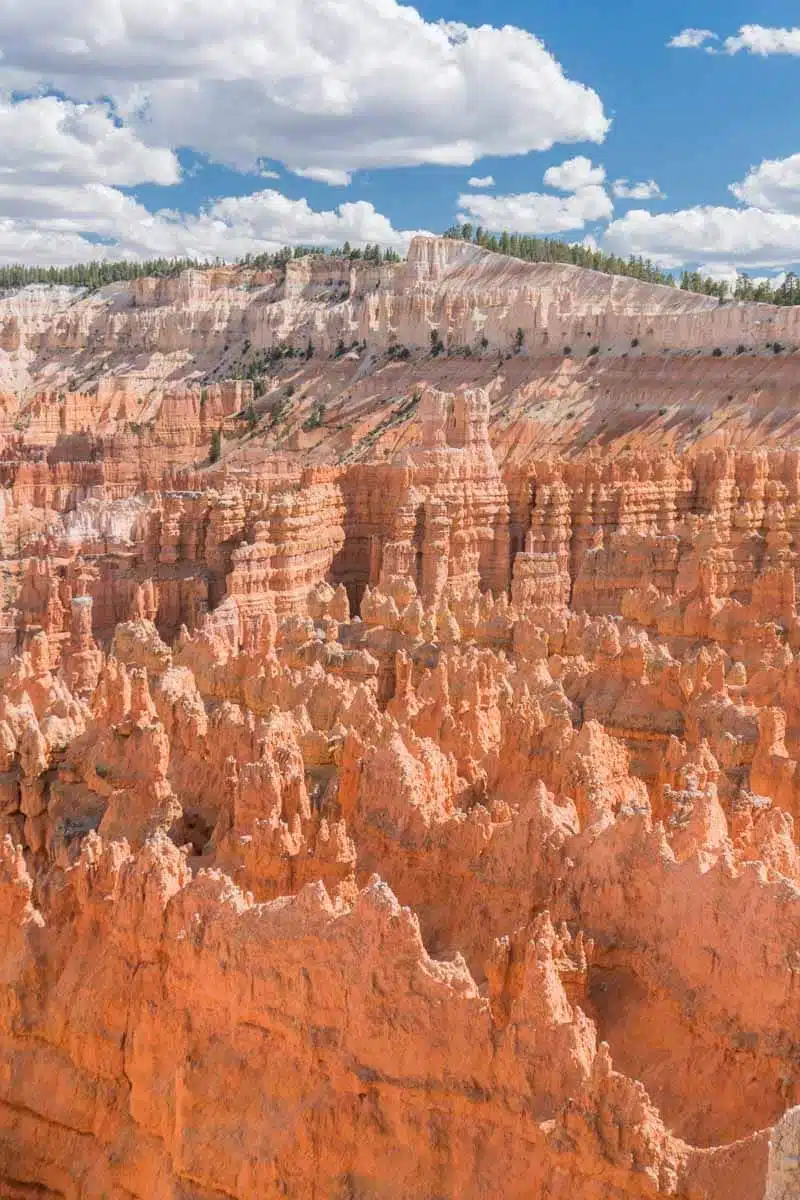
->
[
  {"left": 3, "top": 236, "right": 800, "bottom": 404},
  {"left": 2, "top": 246, "right": 800, "bottom": 1197}
]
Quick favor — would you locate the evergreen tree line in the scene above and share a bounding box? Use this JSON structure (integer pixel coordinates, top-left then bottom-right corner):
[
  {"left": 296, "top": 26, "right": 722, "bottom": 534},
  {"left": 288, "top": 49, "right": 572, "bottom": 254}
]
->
[
  {"left": 0, "top": 243, "right": 403, "bottom": 291},
  {"left": 2, "top": 227, "right": 796, "bottom": 306},
  {"left": 679, "top": 268, "right": 800, "bottom": 306},
  {"left": 0, "top": 257, "right": 207, "bottom": 290},
  {"left": 444, "top": 223, "right": 800, "bottom": 306},
  {"left": 241, "top": 242, "right": 401, "bottom": 268}
]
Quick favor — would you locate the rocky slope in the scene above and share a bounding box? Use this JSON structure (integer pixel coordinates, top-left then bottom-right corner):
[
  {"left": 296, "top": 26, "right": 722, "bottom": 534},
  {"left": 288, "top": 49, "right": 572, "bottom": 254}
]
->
[{"left": 1, "top": 241, "right": 800, "bottom": 1198}]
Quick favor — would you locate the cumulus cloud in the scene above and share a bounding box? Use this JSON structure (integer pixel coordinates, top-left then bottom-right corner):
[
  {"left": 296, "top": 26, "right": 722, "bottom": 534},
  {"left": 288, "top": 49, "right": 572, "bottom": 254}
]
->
[
  {"left": 670, "top": 24, "right": 800, "bottom": 56},
  {"left": 723, "top": 25, "right": 800, "bottom": 55},
  {"left": 459, "top": 155, "right": 612, "bottom": 234},
  {"left": 0, "top": 94, "right": 179, "bottom": 187},
  {"left": 603, "top": 205, "right": 800, "bottom": 270},
  {"left": 458, "top": 185, "right": 612, "bottom": 235},
  {"left": 612, "top": 179, "right": 664, "bottom": 201},
  {"left": 0, "top": 0, "right": 609, "bottom": 179},
  {"left": 603, "top": 150, "right": 800, "bottom": 270},
  {"left": 0, "top": 187, "right": 428, "bottom": 266},
  {"left": 467, "top": 175, "right": 495, "bottom": 189},
  {"left": 730, "top": 153, "right": 800, "bottom": 213},
  {"left": 543, "top": 156, "right": 605, "bottom": 192},
  {"left": 668, "top": 28, "right": 717, "bottom": 49},
  {"left": 292, "top": 167, "right": 352, "bottom": 187},
  {"left": 693, "top": 263, "right": 787, "bottom": 289}
]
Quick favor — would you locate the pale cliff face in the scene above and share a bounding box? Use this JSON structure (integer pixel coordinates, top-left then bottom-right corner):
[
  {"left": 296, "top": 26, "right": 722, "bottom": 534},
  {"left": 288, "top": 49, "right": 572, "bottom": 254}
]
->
[
  {"left": 1, "top": 252, "right": 800, "bottom": 1198},
  {"left": 3, "top": 235, "right": 799, "bottom": 402}
]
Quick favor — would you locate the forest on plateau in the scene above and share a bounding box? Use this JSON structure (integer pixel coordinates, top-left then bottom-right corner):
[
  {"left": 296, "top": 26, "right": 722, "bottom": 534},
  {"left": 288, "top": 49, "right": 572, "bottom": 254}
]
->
[{"left": 443, "top": 224, "right": 800, "bottom": 306}]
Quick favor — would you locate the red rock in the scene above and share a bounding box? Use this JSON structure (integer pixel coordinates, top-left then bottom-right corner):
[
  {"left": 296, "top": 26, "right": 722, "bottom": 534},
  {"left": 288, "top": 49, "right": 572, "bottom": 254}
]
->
[{"left": 3, "top": 251, "right": 800, "bottom": 1197}]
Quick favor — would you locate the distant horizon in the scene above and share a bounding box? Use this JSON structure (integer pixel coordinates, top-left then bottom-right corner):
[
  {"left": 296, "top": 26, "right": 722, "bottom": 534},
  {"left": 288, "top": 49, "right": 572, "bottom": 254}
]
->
[
  {"left": 0, "top": 2, "right": 800, "bottom": 283},
  {"left": 1, "top": 230, "right": 798, "bottom": 308}
]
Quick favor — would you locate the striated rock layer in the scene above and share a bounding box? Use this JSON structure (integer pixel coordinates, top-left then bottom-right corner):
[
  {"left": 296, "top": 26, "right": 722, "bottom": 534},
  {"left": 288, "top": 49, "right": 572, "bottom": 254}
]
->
[{"left": 2, "top": 245, "right": 800, "bottom": 1198}]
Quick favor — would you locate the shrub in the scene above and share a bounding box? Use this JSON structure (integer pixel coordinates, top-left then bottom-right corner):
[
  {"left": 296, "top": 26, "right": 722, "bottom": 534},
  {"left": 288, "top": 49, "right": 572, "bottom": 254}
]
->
[
  {"left": 430, "top": 329, "right": 445, "bottom": 357},
  {"left": 712, "top": 347, "right": 723, "bottom": 357},
  {"left": 209, "top": 428, "right": 222, "bottom": 463},
  {"left": 736, "top": 344, "right": 747, "bottom": 355},
  {"left": 303, "top": 402, "right": 326, "bottom": 431},
  {"left": 514, "top": 327, "right": 525, "bottom": 352},
  {"left": 305, "top": 339, "right": 314, "bottom": 359},
  {"left": 588, "top": 345, "right": 600, "bottom": 357},
  {"left": 563, "top": 345, "right": 572, "bottom": 356},
  {"left": 631, "top": 337, "right": 639, "bottom": 348}
]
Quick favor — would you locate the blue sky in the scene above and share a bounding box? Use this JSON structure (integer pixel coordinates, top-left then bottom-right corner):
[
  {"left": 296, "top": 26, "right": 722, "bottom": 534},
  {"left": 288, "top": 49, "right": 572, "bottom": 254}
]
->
[{"left": 1, "top": 0, "right": 800, "bottom": 275}]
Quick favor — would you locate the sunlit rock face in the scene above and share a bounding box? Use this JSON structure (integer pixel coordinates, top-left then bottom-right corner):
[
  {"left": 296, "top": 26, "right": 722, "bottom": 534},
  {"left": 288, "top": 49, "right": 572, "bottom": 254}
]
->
[{"left": 3, "top": 243, "right": 800, "bottom": 1198}]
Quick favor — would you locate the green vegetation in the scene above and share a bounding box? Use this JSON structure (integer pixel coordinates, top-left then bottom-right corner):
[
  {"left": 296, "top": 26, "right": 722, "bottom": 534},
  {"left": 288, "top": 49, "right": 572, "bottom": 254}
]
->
[
  {"left": 303, "top": 402, "right": 326, "bottom": 431},
  {"left": 5, "top": 226, "right": 799, "bottom": 311},
  {"left": 444, "top": 223, "right": 680, "bottom": 286},
  {"left": 0, "top": 243, "right": 402, "bottom": 292},
  {"left": 443, "top": 224, "right": 800, "bottom": 306},
  {"left": 269, "top": 396, "right": 290, "bottom": 428},
  {"left": 209, "top": 428, "right": 222, "bottom": 463},
  {"left": 0, "top": 257, "right": 207, "bottom": 290}
]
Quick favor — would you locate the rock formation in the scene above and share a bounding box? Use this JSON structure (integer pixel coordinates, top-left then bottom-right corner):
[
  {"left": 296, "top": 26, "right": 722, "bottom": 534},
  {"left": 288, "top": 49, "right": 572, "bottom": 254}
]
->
[{"left": 1, "top": 240, "right": 800, "bottom": 1197}]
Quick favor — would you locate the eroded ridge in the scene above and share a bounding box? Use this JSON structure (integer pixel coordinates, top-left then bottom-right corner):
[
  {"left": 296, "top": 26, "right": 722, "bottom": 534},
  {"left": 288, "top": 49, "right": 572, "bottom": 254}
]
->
[{"left": 2, "top": 279, "right": 800, "bottom": 1196}]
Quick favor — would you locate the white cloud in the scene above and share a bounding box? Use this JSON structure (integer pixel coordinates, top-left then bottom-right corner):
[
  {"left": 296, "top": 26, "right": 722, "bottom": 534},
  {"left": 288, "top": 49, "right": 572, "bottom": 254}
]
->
[
  {"left": 292, "top": 167, "right": 352, "bottom": 187},
  {"left": 603, "top": 205, "right": 800, "bottom": 269},
  {"left": 693, "top": 263, "right": 787, "bottom": 289},
  {"left": 459, "top": 184, "right": 612, "bottom": 235},
  {"left": 0, "top": 188, "right": 428, "bottom": 266},
  {"left": 723, "top": 25, "right": 800, "bottom": 55},
  {"left": 467, "top": 175, "right": 495, "bottom": 188},
  {"left": 612, "top": 178, "right": 664, "bottom": 201},
  {"left": 543, "top": 156, "right": 605, "bottom": 192},
  {"left": 0, "top": 94, "right": 184, "bottom": 259},
  {"left": 730, "top": 153, "right": 800, "bottom": 213},
  {"left": 0, "top": 0, "right": 609, "bottom": 179},
  {"left": 691, "top": 262, "right": 739, "bottom": 288},
  {"left": 668, "top": 29, "right": 717, "bottom": 49},
  {"left": 0, "top": 94, "right": 179, "bottom": 187}
]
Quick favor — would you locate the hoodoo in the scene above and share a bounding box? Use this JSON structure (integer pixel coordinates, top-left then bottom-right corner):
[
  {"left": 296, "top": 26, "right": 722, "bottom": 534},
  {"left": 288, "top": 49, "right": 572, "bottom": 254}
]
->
[{"left": 2, "top": 239, "right": 800, "bottom": 1198}]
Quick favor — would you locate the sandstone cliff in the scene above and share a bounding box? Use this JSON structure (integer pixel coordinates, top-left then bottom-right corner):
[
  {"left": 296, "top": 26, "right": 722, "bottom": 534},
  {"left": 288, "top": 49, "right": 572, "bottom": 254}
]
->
[{"left": 1, "top": 248, "right": 800, "bottom": 1197}]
